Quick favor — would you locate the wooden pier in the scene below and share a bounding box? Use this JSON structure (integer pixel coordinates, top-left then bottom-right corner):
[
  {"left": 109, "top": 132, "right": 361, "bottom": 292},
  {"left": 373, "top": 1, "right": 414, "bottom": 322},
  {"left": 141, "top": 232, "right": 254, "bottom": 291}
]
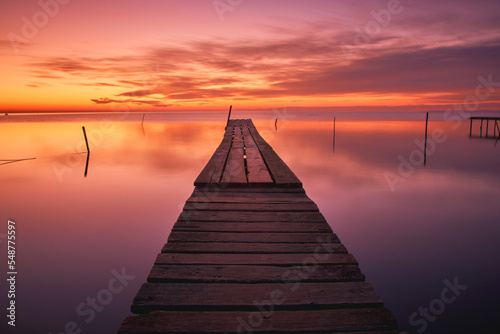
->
[
  {"left": 469, "top": 116, "right": 500, "bottom": 138},
  {"left": 118, "top": 119, "right": 398, "bottom": 333}
]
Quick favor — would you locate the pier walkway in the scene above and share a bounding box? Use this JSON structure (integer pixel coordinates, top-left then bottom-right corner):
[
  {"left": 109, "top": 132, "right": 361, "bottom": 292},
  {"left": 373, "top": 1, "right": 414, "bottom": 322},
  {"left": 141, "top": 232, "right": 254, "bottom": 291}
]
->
[{"left": 118, "top": 119, "right": 398, "bottom": 333}]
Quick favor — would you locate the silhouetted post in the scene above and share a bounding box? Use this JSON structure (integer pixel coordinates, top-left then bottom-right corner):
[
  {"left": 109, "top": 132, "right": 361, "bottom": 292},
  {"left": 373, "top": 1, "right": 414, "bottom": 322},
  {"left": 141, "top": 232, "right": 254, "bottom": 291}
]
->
[
  {"left": 486, "top": 119, "right": 489, "bottom": 138},
  {"left": 333, "top": 117, "right": 336, "bottom": 153},
  {"left": 275, "top": 118, "right": 278, "bottom": 131},
  {"left": 225, "top": 105, "right": 232, "bottom": 130},
  {"left": 424, "top": 112, "right": 429, "bottom": 166},
  {"left": 480, "top": 119, "right": 483, "bottom": 137},
  {"left": 141, "top": 113, "right": 145, "bottom": 127},
  {"left": 469, "top": 118, "right": 473, "bottom": 137},
  {"left": 82, "top": 126, "right": 90, "bottom": 153}
]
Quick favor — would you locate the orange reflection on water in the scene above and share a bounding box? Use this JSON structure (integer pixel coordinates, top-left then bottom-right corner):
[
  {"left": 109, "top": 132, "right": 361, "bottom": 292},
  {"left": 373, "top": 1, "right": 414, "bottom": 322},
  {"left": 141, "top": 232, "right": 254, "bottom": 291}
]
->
[
  {"left": 1, "top": 115, "right": 500, "bottom": 334},
  {"left": 0, "top": 118, "right": 234, "bottom": 333}
]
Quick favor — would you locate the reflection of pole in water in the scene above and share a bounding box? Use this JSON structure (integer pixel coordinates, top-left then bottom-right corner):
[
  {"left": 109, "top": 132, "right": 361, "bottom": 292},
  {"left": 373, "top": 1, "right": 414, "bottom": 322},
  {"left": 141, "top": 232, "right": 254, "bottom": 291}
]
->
[
  {"left": 424, "top": 112, "right": 429, "bottom": 166},
  {"left": 141, "top": 113, "right": 146, "bottom": 136},
  {"left": 82, "top": 126, "right": 91, "bottom": 177}
]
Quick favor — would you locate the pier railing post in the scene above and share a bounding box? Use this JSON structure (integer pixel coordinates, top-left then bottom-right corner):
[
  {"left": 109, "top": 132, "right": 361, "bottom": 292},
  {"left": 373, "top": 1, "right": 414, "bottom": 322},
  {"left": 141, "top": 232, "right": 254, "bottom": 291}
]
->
[{"left": 225, "top": 105, "right": 232, "bottom": 130}]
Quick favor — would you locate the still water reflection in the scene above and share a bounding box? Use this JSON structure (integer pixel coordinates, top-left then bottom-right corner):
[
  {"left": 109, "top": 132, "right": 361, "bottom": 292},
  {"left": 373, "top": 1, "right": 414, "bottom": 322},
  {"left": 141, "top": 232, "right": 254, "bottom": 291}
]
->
[{"left": 0, "top": 112, "right": 499, "bottom": 334}]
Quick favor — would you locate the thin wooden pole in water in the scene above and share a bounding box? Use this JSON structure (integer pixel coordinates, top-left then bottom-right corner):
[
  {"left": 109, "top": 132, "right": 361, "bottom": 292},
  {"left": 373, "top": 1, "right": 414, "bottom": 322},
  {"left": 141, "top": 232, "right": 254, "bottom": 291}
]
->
[
  {"left": 424, "top": 112, "right": 429, "bottom": 166},
  {"left": 82, "top": 126, "right": 90, "bottom": 153},
  {"left": 141, "top": 113, "right": 145, "bottom": 127},
  {"left": 275, "top": 118, "right": 278, "bottom": 131},
  {"left": 469, "top": 118, "right": 473, "bottom": 137},
  {"left": 0, "top": 157, "right": 36, "bottom": 166},
  {"left": 225, "top": 105, "right": 232, "bottom": 130},
  {"left": 333, "top": 117, "right": 336, "bottom": 153}
]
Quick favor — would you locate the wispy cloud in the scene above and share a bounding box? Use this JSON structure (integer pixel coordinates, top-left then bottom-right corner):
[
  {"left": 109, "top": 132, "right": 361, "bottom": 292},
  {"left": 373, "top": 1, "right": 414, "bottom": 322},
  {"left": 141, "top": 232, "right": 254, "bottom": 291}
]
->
[
  {"left": 118, "top": 90, "right": 154, "bottom": 97},
  {"left": 90, "top": 97, "right": 165, "bottom": 106},
  {"left": 27, "top": 9, "right": 500, "bottom": 109}
]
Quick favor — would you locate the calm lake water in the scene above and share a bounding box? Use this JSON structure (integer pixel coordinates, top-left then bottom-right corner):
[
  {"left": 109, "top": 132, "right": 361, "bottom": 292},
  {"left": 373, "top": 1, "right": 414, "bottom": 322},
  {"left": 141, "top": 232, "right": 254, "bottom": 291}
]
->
[{"left": 1, "top": 111, "right": 499, "bottom": 334}]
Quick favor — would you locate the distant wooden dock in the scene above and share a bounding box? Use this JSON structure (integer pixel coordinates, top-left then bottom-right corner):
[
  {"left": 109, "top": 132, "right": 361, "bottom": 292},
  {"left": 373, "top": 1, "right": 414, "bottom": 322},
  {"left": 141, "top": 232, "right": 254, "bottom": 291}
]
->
[
  {"left": 118, "top": 119, "right": 398, "bottom": 333},
  {"left": 469, "top": 116, "right": 500, "bottom": 138}
]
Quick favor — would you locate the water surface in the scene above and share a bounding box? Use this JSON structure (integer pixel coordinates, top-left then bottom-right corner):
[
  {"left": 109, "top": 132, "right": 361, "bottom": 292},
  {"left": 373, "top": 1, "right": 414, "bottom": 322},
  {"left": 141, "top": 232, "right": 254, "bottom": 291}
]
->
[{"left": 1, "top": 111, "right": 499, "bottom": 334}]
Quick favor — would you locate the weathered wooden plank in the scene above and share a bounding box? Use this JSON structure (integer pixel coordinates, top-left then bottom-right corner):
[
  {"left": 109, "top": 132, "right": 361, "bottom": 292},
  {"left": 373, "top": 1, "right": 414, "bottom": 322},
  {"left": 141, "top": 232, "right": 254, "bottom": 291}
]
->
[
  {"left": 147, "top": 264, "right": 364, "bottom": 283},
  {"left": 192, "top": 186, "right": 305, "bottom": 194},
  {"left": 154, "top": 253, "right": 356, "bottom": 265},
  {"left": 178, "top": 211, "right": 327, "bottom": 222},
  {"left": 231, "top": 126, "right": 245, "bottom": 149},
  {"left": 193, "top": 134, "right": 232, "bottom": 186},
  {"left": 247, "top": 120, "right": 302, "bottom": 187},
  {"left": 172, "top": 222, "right": 332, "bottom": 233},
  {"left": 245, "top": 147, "right": 274, "bottom": 185},
  {"left": 221, "top": 147, "right": 247, "bottom": 185},
  {"left": 161, "top": 242, "right": 347, "bottom": 254},
  {"left": 182, "top": 202, "right": 319, "bottom": 212},
  {"left": 191, "top": 191, "right": 307, "bottom": 200},
  {"left": 241, "top": 122, "right": 258, "bottom": 148},
  {"left": 119, "top": 309, "right": 397, "bottom": 333},
  {"left": 186, "top": 196, "right": 314, "bottom": 204},
  {"left": 225, "top": 119, "right": 236, "bottom": 132},
  {"left": 131, "top": 282, "right": 382, "bottom": 313},
  {"left": 167, "top": 232, "right": 336, "bottom": 243}
]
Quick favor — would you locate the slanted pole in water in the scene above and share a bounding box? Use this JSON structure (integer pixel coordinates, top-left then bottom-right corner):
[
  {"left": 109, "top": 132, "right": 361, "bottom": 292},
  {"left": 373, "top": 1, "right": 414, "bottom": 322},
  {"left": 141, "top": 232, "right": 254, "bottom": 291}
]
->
[{"left": 82, "top": 126, "right": 90, "bottom": 153}]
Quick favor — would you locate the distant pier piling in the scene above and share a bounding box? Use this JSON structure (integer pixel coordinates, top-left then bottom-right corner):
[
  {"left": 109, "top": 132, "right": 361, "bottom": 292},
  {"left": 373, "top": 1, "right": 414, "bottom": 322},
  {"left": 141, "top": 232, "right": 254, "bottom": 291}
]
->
[{"left": 469, "top": 117, "right": 500, "bottom": 138}]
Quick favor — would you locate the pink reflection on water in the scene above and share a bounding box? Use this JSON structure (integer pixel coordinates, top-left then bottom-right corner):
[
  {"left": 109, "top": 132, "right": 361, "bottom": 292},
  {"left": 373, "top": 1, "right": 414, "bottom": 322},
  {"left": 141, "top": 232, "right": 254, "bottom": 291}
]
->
[
  {"left": 0, "top": 115, "right": 499, "bottom": 334},
  {"left": 0, "top": 119, "right": 227, "bottom": 333}
]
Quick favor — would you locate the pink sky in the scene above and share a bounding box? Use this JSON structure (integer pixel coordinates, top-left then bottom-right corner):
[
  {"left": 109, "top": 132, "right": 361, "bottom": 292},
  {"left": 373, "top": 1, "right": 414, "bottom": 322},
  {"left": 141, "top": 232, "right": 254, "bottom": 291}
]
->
[{"left": 1, "top": 0, "right": 499, "bottom": 112}]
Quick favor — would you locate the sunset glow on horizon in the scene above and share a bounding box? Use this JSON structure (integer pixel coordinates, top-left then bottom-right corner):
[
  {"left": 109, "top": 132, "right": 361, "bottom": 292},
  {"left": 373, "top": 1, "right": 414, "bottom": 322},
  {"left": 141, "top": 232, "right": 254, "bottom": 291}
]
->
[{"left": 1, "top": 0, "right": 500, "bottom": 112}]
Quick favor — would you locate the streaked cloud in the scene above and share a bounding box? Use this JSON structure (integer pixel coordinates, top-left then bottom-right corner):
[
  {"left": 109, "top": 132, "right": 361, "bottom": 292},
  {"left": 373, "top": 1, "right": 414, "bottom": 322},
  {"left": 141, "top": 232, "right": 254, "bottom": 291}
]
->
[{"left": 3, "top": 0, "right": 500, "bottom": 111}]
